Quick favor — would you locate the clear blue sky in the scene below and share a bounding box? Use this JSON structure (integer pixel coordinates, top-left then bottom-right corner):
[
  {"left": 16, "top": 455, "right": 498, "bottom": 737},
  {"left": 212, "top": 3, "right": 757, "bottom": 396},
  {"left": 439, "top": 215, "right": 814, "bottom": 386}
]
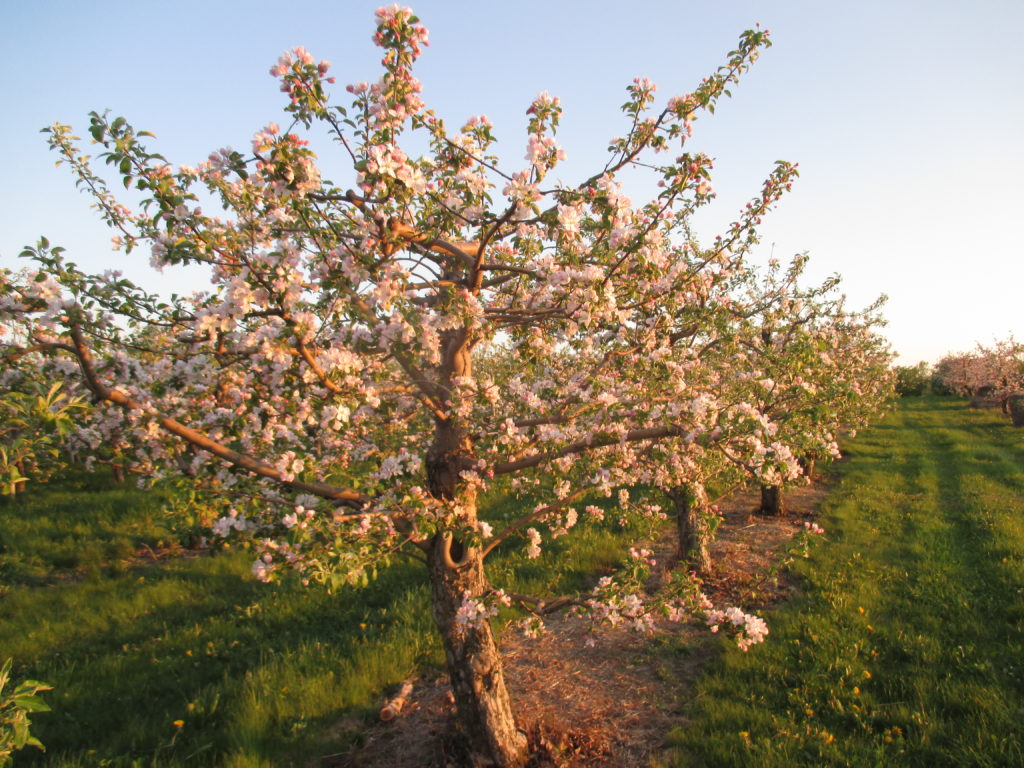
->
[{"left": 2, "top": 0, "right": 1021, "bottom": 364}]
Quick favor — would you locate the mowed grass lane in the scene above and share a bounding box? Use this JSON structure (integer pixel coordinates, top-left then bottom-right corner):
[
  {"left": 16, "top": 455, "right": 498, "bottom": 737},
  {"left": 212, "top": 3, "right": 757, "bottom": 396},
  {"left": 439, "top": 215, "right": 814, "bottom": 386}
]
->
[{"left": 664, "top": 397, "right": 1024, "bottom": 767}]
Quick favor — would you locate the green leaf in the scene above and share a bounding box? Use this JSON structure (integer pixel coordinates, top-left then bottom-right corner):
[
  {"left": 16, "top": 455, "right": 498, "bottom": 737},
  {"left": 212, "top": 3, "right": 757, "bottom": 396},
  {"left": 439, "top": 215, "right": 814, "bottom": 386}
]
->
[
  {"left": 11, "top": 695, "right": 50, "bottom": 713},
  {"left": 24, "top": 735, "right": 45, "bottom": 750},
  {"left": 12, "top": 719, "right": 29, "bottom": 748}
]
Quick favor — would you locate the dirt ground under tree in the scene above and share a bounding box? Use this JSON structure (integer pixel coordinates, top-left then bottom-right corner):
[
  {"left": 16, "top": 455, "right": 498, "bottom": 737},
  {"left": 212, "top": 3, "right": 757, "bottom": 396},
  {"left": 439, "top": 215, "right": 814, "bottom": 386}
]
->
[{"left": 327, "top": 480, "right": 832, "bottom": 768}]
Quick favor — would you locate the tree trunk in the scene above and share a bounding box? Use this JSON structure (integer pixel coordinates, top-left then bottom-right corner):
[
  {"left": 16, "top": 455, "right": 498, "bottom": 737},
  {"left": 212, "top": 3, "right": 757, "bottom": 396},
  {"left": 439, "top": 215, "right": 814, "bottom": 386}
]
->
[
  {"left": 759, "top": 484, "right": 785, "bottom": 516},
  {"left": 1009, "top": 394, "right": 1024, "bottom": 428},
  {"left": 425, "top": 422, "right": 528, "bottom": 768},
  {"left": 427, "top": 537, "right": 527, "bottom": 767},
  {"left": 667, "top": 485, "right": 711, "bottom": 575},
  {"left": 799, "top": 456, "right": 816, "bottom": 482}
]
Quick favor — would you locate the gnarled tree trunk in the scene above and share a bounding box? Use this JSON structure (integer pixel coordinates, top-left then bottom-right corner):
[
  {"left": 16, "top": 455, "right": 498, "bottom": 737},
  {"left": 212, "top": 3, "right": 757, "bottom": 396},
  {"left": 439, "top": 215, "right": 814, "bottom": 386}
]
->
[
  {"left": 425, "top": 422, "right": 528, "bottom": 768},
  {"left": 427, "top": 538, "right": 527, "bottom": 767},
  {"left": 666, "top": 484, "right": 711, "bottom": 575}
]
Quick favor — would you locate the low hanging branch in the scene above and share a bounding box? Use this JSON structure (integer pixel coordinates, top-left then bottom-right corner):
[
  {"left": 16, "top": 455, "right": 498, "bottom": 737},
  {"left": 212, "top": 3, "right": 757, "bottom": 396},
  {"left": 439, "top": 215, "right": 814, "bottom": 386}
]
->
[
  {"left": 504, "top": 592, "right": 580, "bottom": 616},
  {"left": 64, "top": 324, "right": 368, "bottom": 507}
]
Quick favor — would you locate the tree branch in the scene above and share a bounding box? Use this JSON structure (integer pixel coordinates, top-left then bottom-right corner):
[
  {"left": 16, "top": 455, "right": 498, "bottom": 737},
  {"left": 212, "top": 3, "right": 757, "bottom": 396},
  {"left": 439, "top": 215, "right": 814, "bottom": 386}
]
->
[
  {"left": 492, "top": 424, "right": 685, "bottom": 476},
  {"left": 65, "top": 325, "right": 369, "bottom": 508}
]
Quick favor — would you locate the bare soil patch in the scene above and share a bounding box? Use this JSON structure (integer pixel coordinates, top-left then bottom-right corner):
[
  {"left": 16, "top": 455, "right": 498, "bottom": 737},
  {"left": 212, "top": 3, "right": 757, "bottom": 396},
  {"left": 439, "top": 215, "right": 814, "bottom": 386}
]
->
[{"left": 326, "top": 480, "right": 831, "bottom": 767}]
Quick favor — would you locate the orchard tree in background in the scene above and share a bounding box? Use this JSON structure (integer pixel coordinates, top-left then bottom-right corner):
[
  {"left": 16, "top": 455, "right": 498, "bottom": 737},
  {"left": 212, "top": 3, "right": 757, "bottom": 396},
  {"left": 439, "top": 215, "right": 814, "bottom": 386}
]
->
[
  {"left": 728, "top": 256, "right": 893, "bottom": 516},
  {"left": 935, "top": 337, "right": 1024, "bottom": 425},
  {"left": 0, "top": 7, "right": 892, "bottom": 765},
  {"left": 0, "top": 334, "right": 88, "bottom": 495},
  {"left": 893, "top": 361, "right": 930, "bottom": 397}
]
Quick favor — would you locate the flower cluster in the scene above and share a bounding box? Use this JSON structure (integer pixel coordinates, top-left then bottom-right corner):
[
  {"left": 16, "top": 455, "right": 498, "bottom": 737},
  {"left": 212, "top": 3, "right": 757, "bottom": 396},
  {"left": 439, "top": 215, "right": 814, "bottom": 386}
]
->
[
  {"left": 212, "top": 510, "right": 252, "bottom": 538},
  {"left": 455, "top": 589, "right": 512, "bottom": 633},
  {"left": 706, "top": 607, "right": 770, "bottom": 651}
]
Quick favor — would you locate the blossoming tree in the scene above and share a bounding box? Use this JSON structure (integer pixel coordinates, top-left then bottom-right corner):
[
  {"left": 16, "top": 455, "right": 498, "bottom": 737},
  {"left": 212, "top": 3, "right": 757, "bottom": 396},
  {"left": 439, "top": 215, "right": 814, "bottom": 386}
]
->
[
  {"left": 0, "top": 7, "right": 839, "bottom": 765},
  {"left": 712, "top": 254, "right": 892, "bottom": 515},
  {"left": 0, "top": 310, "right": 91, "bottom": 494},
  {"left": 934, "top": 337, "right": 1024, "bottom": 423}
]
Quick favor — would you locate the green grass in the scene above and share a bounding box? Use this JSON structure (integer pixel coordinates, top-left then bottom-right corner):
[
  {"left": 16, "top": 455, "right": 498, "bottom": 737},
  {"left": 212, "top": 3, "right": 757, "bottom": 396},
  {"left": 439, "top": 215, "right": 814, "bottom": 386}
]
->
[
  {"left": 0, "top": 470, "right": 179, "bottom": 586},
  {"left": 0, "top": 471, "right": 638, "bottom": 766},
  {"left": 663, "top": 397, "right": 1024, "bottom": 767}
]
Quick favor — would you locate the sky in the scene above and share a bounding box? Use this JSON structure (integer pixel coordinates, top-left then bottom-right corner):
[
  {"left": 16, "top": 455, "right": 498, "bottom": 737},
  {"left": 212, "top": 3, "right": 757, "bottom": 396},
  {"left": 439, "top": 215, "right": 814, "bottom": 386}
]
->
[{"left": 2, "top": 0, "right": 1022, "bottom": 365}]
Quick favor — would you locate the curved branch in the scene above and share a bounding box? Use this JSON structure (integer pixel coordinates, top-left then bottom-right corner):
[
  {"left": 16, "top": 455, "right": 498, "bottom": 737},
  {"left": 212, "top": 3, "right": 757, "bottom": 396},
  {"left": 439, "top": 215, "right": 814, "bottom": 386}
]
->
[
  {"left": 3, "top": 342, "right": 72, "bottom": 364},
  {"left": 492, "top": 424, "right": 685, "bottom": 476},
  {"left": 440, "top": 532, "right": 474, "bottom": 570},
  {"left": 481, "top": 486, "right": 590, "bottom": 559},
  {"left": 292, "top": 335, "right": 342, "bottom": 394},
  {"left": 66, "top": 325, "right": 368, "bottom": 508},
  {"left": 386, "top": 219, "right": 479, "bottom": 267}
]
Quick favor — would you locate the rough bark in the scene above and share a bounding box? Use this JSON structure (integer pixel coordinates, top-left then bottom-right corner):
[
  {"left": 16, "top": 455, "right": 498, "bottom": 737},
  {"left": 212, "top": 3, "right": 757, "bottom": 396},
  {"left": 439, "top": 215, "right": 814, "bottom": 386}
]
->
[
  {"left": 425, "top": 422, "right": 528, "bottom": 768},
  {"left": 427, "top": 537, "right": 527, "bottom": 767},
  {"left": 758, "top": 484, "right": 785, "bottom": 516},
  {"left": 667, "top": 485, "right": 711, "bottom": 575}
]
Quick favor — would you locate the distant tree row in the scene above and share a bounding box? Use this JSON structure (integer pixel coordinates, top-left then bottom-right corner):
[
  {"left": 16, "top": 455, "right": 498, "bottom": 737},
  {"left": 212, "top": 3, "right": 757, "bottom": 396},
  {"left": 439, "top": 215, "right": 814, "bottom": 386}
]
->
[{"left": 918, "top": 337, "right": 1024, "bottom": 426}]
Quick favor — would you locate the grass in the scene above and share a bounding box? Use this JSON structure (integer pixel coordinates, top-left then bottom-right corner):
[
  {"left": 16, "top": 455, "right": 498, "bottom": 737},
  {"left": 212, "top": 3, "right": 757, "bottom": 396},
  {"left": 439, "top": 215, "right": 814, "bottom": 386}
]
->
[
  {"left": 0, "top": 470, "right": 640, "bottom": 767},
  {"left": 0, "top": 470, "right": 179, "bottom": 587},
  {"left": 663, "top": 396, "right": 1024, "bottom": 767}
]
